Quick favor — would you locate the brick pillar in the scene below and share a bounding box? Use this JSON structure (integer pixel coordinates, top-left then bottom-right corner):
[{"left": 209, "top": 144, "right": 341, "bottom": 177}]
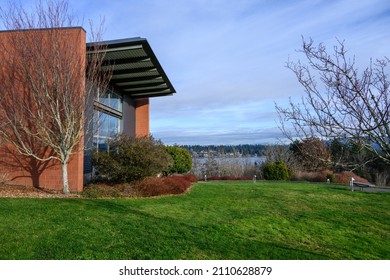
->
[{"left": 135, "top": 98, "right": 150, "bottom": 137}]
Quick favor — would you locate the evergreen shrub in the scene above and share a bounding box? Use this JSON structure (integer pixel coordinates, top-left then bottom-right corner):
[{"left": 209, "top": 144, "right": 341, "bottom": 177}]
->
[
  {"left": 263, "top": 161, "right": 290, "bottom": 180},
  {"left": 165, "top": 146, "right": 192, "bottom": 174},
  {"left": 92, "top": 135, "right": 173, "bottom": 183}
]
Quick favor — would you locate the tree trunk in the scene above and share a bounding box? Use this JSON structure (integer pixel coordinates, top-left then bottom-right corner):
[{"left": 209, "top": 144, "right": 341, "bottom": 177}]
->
[{"left": 61, "top": 161, "right": 70, "bottom": 194}]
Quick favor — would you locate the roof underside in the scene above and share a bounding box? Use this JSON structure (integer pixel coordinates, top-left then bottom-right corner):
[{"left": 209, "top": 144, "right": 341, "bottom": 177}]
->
[{"left": 87, "top": 37, "right": 175, "bottom": 99}]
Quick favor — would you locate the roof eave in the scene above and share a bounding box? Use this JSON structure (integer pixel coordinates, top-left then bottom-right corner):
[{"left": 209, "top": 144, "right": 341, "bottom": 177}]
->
[{"left": 86, "top": 37, "right": 175, "bottom": 98}]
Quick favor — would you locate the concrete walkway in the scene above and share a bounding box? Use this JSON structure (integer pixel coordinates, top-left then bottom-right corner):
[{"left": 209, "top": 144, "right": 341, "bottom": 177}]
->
[{"left": 350, "top": 186, "right": 390, "bottom": 193}]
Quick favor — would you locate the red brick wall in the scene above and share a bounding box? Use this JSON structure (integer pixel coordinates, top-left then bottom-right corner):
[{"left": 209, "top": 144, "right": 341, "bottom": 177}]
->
[
  {"left": 0, "top": 146, "right": 84, "bottom": 192},
  {"left": 135, "top": 98, "right": 150, "bottom": 137},
  {"left": 0, "top": 28, "right": 86, "bottom": 192}
]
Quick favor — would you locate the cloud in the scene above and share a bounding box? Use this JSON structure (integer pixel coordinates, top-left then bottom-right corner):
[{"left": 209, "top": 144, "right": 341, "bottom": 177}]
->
[
  {"left": 2, "top": 0, "right": 388, "bottom": 145},
  {"left": 144, "top": 0, "right": 390, "bottom": 145},
  {"left": 153, "top": 127, "right": 286, "bottom": 145}
]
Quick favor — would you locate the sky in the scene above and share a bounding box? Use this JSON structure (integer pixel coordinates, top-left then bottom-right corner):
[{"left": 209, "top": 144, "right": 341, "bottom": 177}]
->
[{"left": 1, "top": 0, "right": 389, "bottom": 145}]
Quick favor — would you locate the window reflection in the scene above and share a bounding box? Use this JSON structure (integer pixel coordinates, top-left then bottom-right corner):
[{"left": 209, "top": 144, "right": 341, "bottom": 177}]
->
[
  {"left": 93, "top": 136, "right": 109, "bottom": 151},
  {"left": 97, "top": 89, "right": 122, "bottom": 112},
  {"left": 102, "top": 90, "right": 110, "bottom": 107},
  {"left": 109, "top": 115, "right": 120, "bottom": 138},
  {"left": 100, "top": 113, "right": 109, "bottom": 137},
  {"left": 110, "top": 92, "right": 122, "bottom": 111},
  {"left": 93, "top": 88, "right": 123, "bottom": 151},
  {"left": 93, "top": 111, "right": 122, "bottom": 151}
]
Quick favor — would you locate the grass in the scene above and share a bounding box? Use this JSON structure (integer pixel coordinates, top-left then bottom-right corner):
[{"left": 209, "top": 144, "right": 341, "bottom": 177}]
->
[{"left": 0, "top": 181, "right": 389, "bottom": 259}]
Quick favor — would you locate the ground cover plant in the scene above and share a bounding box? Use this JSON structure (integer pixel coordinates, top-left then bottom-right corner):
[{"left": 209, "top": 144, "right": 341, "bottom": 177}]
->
[
  {"left": 0, "top": 181, "right": 389, "bottom": 259},
  {"left": 82, "top": 174, "right": 197, "bottom": 198}
]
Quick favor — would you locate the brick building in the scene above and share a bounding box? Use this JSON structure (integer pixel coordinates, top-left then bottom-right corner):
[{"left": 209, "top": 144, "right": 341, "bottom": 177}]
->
[{"left": 0, "top": 27, "right": 175, "bottom": 192}]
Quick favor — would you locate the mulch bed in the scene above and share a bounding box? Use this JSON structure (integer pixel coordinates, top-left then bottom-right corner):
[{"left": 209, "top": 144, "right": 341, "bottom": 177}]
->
[{"left": 0, "top": 184, "right": 80, "bottom": 198}]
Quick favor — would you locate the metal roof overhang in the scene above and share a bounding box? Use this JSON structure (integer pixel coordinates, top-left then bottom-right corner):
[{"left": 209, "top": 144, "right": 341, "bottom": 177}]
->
[{"left": 86, "top": 37, "right": 175, "bottom": 99}]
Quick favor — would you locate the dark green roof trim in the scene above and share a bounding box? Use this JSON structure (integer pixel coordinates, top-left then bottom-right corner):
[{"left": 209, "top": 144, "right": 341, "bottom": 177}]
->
[{"left": 86, "top": 37, "right": 175, "bottom": 99}]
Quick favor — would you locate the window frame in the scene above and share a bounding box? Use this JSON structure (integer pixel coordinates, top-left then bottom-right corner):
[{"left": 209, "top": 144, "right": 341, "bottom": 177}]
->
[{"left": 93, "top": 88, "right": 123, "bottom": 151}]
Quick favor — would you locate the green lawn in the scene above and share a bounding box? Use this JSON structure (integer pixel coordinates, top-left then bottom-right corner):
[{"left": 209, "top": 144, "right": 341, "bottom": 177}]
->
[{"left": 0, "top": 181, "right": 389, "bottom": 260}]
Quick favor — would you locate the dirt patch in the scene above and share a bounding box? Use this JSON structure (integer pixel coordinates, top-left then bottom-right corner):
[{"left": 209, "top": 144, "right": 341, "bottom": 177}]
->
[{"left": 0, "top": 184, "right": 80, "bottom": 198}]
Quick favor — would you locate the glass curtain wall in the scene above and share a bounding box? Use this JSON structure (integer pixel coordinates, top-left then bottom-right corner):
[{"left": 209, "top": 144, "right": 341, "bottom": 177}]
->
[
  {"left": 98, "top": 89, "right": 122, "bottom": 112},
  {"left": 93, "top": 89, "right": 123, "bottom": 151}
]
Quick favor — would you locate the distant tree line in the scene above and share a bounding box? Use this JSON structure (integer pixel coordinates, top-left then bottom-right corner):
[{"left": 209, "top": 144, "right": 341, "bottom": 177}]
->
[{"left": 180, "top": 144, "right": 268, "bottom": 157}]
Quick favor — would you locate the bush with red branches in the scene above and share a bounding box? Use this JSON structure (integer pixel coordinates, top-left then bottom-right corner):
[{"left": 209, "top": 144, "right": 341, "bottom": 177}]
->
[
  {"left": 291, "top": 169, "right": 371, "bottom": 185},
  {"left": 133, "top": 175, "right": 197, "bottom": 197},
  {"left": 333, "top": 171, "right": 370, "bottom": 185},
  {"left": 83, "top": 174, "right": 198, "bottom": 198}
]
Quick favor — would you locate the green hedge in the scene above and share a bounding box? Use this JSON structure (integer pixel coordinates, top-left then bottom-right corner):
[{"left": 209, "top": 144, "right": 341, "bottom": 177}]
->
[
  {"left": 165, "top": 146, "right": 192, "bottom": 174},
  {"left": 263, "top": 161, "right": 290, "bottom": 180}
]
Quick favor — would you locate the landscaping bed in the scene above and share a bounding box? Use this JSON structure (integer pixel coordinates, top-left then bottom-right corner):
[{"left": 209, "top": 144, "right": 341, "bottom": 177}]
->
[
  {"left": 0, "top": 174, "right": 198, "bottom": 199},
  {"left": 0, "top": 184, "right": 80, "bottom": 198},
  {"left": 83, "top": 174, "right": 197, "bottom": 198}
]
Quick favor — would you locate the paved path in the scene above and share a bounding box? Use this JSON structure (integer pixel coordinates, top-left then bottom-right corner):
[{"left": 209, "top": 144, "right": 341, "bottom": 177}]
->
[{"left": 350, "top": 186, "right": 390, "bottom": 193}]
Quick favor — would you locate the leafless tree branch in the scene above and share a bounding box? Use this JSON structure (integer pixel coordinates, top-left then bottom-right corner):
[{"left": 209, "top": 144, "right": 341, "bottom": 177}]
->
[
  {"left": 0, "top": 0, "right": 111, "bottom": 193},
  {"left": 276, "top": 38, "right": 390, "bottom": 167}
]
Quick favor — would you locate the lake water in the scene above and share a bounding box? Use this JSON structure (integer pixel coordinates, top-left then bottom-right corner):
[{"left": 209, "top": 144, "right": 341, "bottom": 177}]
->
[{"left": 193, "top": 156, "right": 266, "bottom": 166}]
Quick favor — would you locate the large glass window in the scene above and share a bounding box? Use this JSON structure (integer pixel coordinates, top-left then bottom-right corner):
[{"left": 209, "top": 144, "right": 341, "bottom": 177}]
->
[
  {"left": 101, "top": 90, "right": 110, "bottom": 107},
  {"left": 93, "top": 88, "right": 123, "bottom": 151},
  {"left": 93, "top": 111, "right": 122, "bottom": 151},
  {"left": 110, "top": 92, "right": 122, "bottom": 112},
  {"left": 96, "top": 89, "right": 122, "bottom": 112},
  {"left": 109, "top": 115, "right": 120, "bottom": 138}
]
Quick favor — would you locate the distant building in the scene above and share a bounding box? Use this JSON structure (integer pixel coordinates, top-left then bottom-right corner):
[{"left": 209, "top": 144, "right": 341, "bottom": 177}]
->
[{"left": 0, "top": 27, "right": 175, "bottom": 192}]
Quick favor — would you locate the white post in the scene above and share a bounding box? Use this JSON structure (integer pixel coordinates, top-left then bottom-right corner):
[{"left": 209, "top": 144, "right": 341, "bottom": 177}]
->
[
  {"left": 253, "top": 175, "right": 257, "bottom": 183},
  {"left": 350, "top": 177, "right": 355, "bottom": 191}
]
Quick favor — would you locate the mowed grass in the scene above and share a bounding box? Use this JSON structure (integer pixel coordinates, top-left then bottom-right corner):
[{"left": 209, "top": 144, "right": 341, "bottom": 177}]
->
[{"left": 0, "top": 181, "right": 389, "bottom": 260}]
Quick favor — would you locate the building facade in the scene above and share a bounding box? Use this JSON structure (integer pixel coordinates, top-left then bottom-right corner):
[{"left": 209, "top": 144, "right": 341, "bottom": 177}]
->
[{"left": 0, "top": 27, "right": 175, "bottom": 192}]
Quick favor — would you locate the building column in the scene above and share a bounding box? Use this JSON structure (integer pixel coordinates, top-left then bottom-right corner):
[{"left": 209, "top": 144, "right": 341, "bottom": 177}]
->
[{"left": 135, "top": 98, "right": 150, "bottom": 137}]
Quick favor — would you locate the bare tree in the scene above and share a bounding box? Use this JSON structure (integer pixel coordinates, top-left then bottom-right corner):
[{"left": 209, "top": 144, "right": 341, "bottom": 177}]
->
[
  {"left": 263, "top": 144, "right": 302, "bottom": 171},
  {"left": 276, "top": 38, "right": 390, "bottom": 166},
  {"left": 0, "top": 0, "right": 110, "bottom": 193},
  {"left": 290, "top": 137, "right": 332, "bottom": 171}
]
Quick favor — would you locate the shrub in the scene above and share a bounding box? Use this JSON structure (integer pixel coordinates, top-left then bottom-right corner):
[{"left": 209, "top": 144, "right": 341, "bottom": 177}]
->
[
  {"left": 92, "top": 135, "right": 173, "bottom": 183},
  {"left": 290, "top": 170, "right": 370, "bottom": 185},
  {"left": 291, "top": 170, "right": 330, "bottom": 182},
  {"left": 326, "top": 173, "right": 335, "bottom": 183},
  {"left": 163, "top": 176, "right": 190, "bottom": 193},
  {"left": 182, "top": 174, "right": 198, "bottom": 183},
  {"left": 334, "top": 171, "right": 370, "bottom": 185},
  {"left": 132, "top": 177, "right": 170, "bottom": 197},
  {"left": 165, "top": 146, "right": 192, "bottom": 174},
  {"left": 263, "top": 161, "right": 290, "bottom": 180},
  {"left": 133, "top": 175, "right": 193, "bottom": 197},
  {"left": 83, "top": 174, "right": 197, "bottom": 198}
]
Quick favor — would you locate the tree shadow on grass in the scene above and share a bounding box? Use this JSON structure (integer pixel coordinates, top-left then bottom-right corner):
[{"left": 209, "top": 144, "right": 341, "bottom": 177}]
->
[{"left": 30, "top": 199, "right": 330, "bottom": 260}]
